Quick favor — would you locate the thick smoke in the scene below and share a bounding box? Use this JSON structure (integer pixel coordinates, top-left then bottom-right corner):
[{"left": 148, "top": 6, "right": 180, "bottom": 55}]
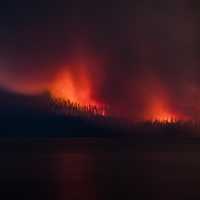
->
[{"left": 0, "top": 0, "right": 199, "bottom": 120}]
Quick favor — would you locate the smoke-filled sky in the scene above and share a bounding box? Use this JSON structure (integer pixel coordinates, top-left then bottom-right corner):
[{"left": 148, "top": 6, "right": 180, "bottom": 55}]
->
[{"left": 0, "top": 0, "right": 200, "bottom": 120}]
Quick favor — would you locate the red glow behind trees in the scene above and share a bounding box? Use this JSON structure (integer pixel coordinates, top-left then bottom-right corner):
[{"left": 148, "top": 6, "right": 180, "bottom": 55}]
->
[
  {"left": 0, "top": 49, "right": 195, "bottom": 121},
  {"left": 50, "top": 67, "right": 97, "bottom": 107},
  {"left": 140, "top": 75, "right": 188, "bottom": 122}
]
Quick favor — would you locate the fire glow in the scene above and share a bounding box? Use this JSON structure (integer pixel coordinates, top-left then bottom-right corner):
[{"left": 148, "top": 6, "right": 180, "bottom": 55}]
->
[
  {"left": 147, "top": 101, "right": 188, "bottom": 123},
  {"left": 47, "top": 57, "right": 107, "bottom": 116},
  {"left": 0, "top": 54, "right": 193, "bottom": 121},
  {"left": 148, "top": 100, "right": 177, "bottom": 122},
  {"left": 50, "top": 68, "right": 98, "bottom": 107},
  {"left": 140, "top": 76, "right": 186, "bottom": 123}
]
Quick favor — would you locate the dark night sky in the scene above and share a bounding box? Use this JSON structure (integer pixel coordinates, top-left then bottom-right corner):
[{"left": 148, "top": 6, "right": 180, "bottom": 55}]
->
[{"left": 0, "top": 0, "right": 200, "bottom": 120}]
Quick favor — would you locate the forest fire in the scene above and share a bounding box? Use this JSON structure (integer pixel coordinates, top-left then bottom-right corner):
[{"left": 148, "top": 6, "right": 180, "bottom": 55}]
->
[
  {"left": 139, "top": 76, "right": 187, "bottom": 123},
  {"left": 50, "top": 68, "right": 97, "bottom": 107},
  {"left": 48, "top": 61, "right": 107, "bottom": 116},
  {"left": 143, "top": 91, "right": 191, "bottom": 123},
  {"left": 147, "top": 104, "right": 189, "bottom": 123},
  {"left": 0, "top": 64, "right": 191, "bottom": 121},
  {"left": 148, "top": 101, "right": 177, "bottom": 123},
  {"left": 0, "top": 52, "right": 195, "bottom": 122}
]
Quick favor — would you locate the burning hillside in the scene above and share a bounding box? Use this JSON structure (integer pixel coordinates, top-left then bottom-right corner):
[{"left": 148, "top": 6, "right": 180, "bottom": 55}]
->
[{"left": 0, "top": 41, "right": 198, "bottom": 122}]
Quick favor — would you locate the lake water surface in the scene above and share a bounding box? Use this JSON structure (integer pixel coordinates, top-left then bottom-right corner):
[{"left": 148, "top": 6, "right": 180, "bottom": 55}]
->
[{"left": 0, "top": 139, "right": 200, "bottom": 200}]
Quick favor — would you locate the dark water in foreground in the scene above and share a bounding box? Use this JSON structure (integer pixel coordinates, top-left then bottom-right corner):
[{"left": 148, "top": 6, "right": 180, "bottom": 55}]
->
[{"left": 1, "top": 139, "right": 200, "bottom": 200}]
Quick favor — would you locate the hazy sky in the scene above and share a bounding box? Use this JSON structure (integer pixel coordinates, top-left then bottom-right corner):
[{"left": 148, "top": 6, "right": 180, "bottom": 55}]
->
[{"left": 0, "top": 0, "right": 199, "bottom": 120}]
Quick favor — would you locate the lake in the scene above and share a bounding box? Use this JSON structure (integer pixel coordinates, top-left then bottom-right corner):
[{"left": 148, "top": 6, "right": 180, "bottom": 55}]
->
[{"left": 0, "top": 138, "right": 200, "bottom": 200}]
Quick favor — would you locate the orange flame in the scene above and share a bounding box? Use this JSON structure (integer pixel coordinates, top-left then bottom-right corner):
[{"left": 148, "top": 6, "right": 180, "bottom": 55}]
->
[
  {"left": 147, "top": 99, "right": 177, "bottom": 122},
  {"left": 49, "top": 62, "right": 101, "bottom": 110},
  {"left": 141, "top": 75, "right": 185, "bottom": 122}
]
